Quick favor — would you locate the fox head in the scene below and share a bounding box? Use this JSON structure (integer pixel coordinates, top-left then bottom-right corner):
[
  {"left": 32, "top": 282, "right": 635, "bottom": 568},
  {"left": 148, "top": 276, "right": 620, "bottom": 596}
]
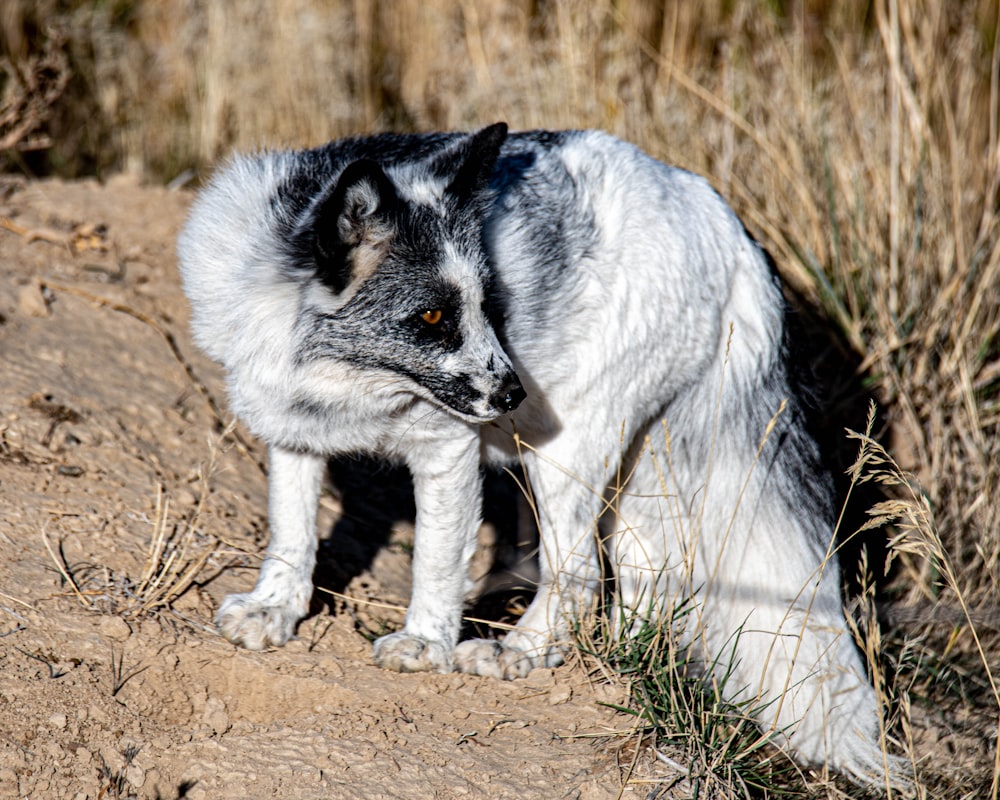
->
[{"left": 293, "top": 123, "right": 525, "bottom": 423}]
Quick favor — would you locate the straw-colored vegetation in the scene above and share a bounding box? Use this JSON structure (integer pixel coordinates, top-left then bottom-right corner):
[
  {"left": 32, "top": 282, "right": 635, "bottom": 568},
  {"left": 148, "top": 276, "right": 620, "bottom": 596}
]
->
[
  {"left": 42, "top": 425, "right": 234, "bottom": 621},
  {"left": 3, "top": 0, "right": 998, "bottom": 796}
]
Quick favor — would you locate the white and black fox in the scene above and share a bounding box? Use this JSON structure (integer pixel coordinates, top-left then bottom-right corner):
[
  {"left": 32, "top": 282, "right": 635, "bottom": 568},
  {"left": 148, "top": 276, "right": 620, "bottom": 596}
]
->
[{"left": 178, "top": 123, "right": 904, "bottom": 787}]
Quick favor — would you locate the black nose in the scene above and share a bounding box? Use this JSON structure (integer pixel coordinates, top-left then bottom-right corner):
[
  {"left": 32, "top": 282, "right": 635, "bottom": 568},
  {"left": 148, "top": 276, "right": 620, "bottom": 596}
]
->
[{"left": 491, "top": 377, "right": 526, "bottom": 413}]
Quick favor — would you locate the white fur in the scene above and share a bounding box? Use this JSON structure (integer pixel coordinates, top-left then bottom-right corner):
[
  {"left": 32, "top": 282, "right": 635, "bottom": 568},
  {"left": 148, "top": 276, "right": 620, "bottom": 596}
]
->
[{"left": 178, "top": 128, "right": 906, "bottom": 789}]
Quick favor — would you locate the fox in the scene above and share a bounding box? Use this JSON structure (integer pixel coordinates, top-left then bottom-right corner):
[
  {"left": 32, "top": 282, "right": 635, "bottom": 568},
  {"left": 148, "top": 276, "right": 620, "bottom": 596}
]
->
[{"left": 178, "top": 123, "right": 905, "bottom": 788}]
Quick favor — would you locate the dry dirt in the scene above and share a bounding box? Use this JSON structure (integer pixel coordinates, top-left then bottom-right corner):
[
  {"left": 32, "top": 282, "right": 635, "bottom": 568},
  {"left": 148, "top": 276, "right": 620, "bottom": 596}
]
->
[{"left": 0, "top": 176, "right": 634, "bottom": 800}]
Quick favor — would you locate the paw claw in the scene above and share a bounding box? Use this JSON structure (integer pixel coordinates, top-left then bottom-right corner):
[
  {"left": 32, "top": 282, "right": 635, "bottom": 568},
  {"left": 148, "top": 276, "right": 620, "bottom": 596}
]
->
[
  {"left": 372, "top": 632, "right": 452, "bottom": 673},
  {"left": 453, "top": 638, "right": 537, "bottom": 680},
  {"left": 216, "top": 593, "right": 301, "bottom": 650}
]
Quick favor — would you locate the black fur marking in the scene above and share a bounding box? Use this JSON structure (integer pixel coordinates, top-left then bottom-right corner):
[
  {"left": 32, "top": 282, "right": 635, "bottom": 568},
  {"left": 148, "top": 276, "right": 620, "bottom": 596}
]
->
[
  {"left": 443, "top": 122, "right": 509, "bottom": 201},
  {"left": 484, "top": 137, "right": 599, "bottom": 328},
  {"left": 411, "top": 288, "right": 463, "bottom": 351},
  {"left": 283, "top": 126, "right": 575, "bottom": 415},
  {"left": 275, "top": 129, "right": 572, "bottom": 277},
  {"left": 311, "top": 159, "right": 398, "bottom": 293}
]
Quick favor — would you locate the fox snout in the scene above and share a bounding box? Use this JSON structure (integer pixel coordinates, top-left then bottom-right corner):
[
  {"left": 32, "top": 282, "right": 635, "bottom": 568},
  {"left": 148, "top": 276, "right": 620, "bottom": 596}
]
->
[{"left": 490, "top": 375, "right": 526, "bottom": 414}]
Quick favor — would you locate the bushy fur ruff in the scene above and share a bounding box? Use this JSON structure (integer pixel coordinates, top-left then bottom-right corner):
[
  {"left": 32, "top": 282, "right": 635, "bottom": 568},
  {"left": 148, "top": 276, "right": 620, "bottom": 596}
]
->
[{"left": 178, "top": 124, "right": 904, "bottom": 787}]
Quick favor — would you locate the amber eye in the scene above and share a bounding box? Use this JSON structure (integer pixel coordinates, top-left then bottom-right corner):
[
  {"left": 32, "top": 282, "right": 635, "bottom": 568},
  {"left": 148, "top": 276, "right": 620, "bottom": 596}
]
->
[{"left": 421, "top": 309, "right": 443, "bottom": 325}]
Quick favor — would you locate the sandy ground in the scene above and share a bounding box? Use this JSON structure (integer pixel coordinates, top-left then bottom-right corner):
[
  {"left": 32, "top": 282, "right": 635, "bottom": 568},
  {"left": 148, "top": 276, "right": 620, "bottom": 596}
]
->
[{"left": 0, "top": 175, "right": 633, "bottom": 800}]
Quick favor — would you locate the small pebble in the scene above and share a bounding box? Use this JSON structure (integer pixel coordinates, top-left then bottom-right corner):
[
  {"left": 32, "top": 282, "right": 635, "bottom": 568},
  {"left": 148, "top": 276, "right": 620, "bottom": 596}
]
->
[
  {"left": 99, "top": 615, "right": 132, "bottom": 642},
  {"left": 17, "top": 280, "right": 50, "bottom": 318},
  {"left": 548, "top": 686, "right": 573, "bottom": 705}
]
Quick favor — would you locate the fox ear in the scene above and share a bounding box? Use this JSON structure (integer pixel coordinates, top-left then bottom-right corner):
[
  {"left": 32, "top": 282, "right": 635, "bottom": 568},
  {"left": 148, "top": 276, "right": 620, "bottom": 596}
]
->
[
  {"left": 445, "top": 122, "right": 508, "bottom": 201},
  {"left": 313, "top": 159, "right": 397, "bottom": 292}
]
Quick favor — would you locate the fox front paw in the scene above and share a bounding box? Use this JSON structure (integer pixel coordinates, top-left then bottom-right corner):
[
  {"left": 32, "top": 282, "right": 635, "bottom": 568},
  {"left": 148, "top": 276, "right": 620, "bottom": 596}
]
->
[
  {"left": 216, "top": 593, "right": 301, "bottom": 650},
  {"left": 452, "top": 638, "right": 542, "bottom": 680},
  {"left": 372, "top": 632, "right": 453, "bottom": 673}
]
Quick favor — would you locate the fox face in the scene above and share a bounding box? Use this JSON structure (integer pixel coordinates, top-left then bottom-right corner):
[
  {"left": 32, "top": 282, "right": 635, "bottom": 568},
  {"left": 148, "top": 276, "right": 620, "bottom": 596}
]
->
[{"left": 292, "top": 123, "right": 525, "bottom": 423}]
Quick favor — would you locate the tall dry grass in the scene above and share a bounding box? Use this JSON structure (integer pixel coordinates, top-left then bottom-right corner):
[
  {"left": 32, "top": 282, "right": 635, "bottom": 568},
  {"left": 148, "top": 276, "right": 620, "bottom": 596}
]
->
[{"left": 3, "top": 0, "right": 998, "bottom": 794}]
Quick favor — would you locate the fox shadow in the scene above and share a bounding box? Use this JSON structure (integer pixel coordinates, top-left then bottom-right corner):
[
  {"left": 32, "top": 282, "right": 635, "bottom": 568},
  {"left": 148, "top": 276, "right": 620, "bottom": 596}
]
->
[
  {"left": 783, "top": 293, "right": 893, "bottom": 601},
  {"left": 311, "top": 455, "right": 537, "bottom": 635}
]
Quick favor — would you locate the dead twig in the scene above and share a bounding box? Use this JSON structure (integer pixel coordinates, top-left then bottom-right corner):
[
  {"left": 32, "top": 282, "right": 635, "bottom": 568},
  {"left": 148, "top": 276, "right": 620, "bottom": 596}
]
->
[
  {"left": 109, "top": 645, "right": 148, "bottom": 697},
  {"left": 15, "top": 647, "right": 67, "bottom": 679},
  {"left": 40, "top": 523, "right": 92, "bottom": 609}
]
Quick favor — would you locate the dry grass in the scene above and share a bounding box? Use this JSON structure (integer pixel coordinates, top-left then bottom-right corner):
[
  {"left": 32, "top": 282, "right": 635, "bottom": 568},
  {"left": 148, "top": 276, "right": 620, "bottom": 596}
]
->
[
  {"left": 5, "top": 0, "right": 999, "bottom": 795},
  {"left": 42, "top": 426, "right": 234, "bottom": 621},
  {"left": 0, "top": 18, "right": 68, "bottom": 158}
]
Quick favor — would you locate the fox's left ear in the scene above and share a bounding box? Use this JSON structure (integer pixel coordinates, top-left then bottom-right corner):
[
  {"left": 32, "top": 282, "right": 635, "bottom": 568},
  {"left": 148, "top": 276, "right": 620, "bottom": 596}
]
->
[
  {"left": 312, "top": 159, "right": 397, "bottom": 293},
  {"left": 445, "top": 122, "right": 508, "bottom": 201}
]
